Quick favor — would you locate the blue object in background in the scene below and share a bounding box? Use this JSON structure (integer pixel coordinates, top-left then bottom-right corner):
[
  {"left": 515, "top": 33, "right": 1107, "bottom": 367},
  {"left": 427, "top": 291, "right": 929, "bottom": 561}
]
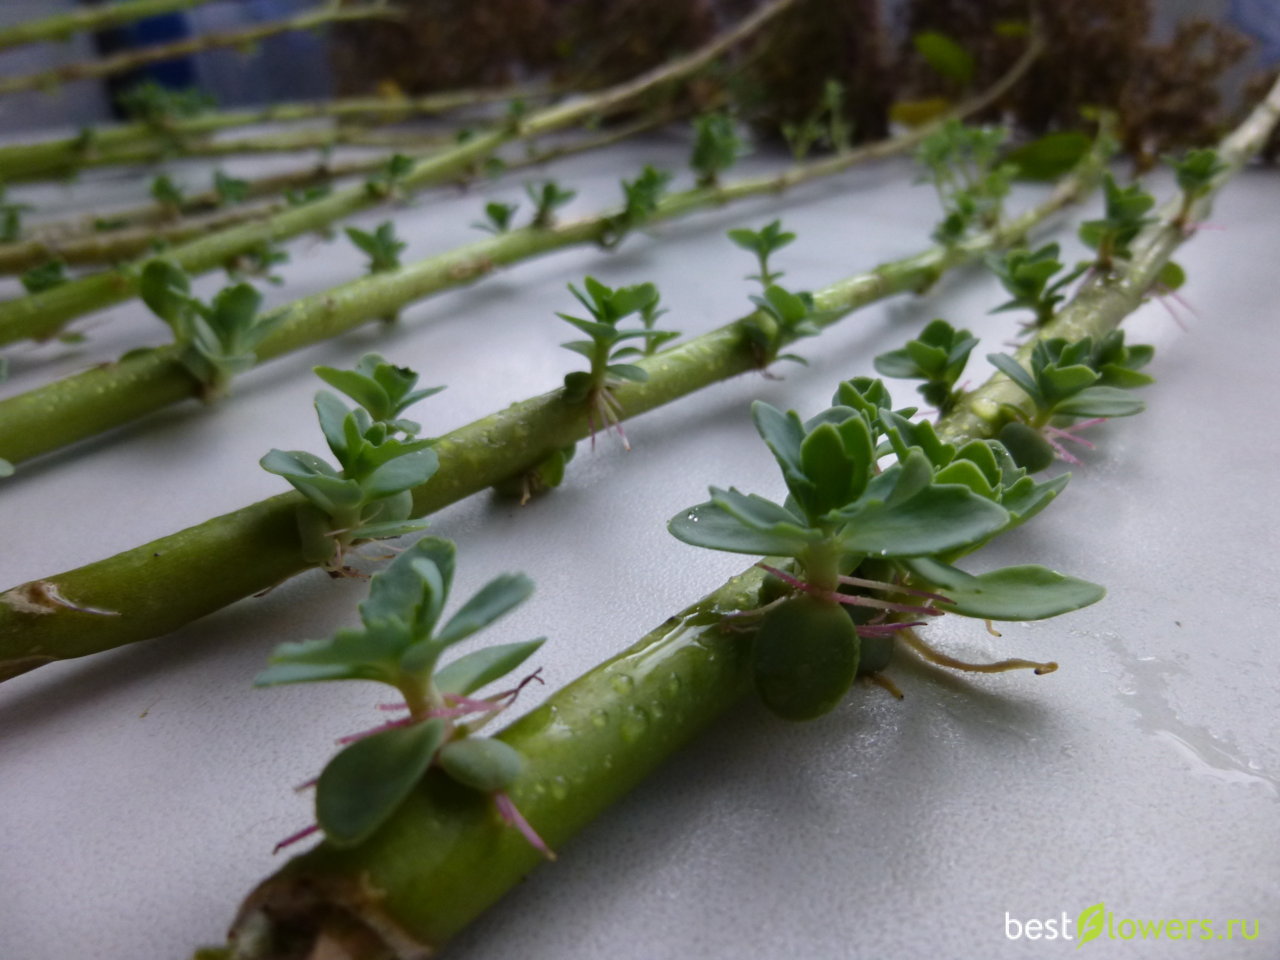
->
[{"left": 1230, "top": 0, "right": 1280, "bottom": 65}]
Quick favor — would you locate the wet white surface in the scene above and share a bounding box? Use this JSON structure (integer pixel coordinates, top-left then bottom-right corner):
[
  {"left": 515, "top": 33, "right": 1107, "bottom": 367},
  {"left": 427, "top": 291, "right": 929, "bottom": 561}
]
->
[{"left": 1, "top": 131, "right": 1278, "bottom": 959}]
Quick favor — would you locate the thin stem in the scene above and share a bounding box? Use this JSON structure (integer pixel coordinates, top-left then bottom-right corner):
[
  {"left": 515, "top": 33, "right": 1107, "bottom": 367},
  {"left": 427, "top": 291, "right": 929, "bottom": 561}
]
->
[
  {"left": 0, "top": 0, "right": 797, "bottom": 347},
  {"left": 0, "top": 4, "right": 402, "bottom": 97},
  {"left": 0, "top": 0, "right": 217, "bottom": 51},
  {"left": 0, "top": 119, "right": 665, "bottom": 275},
  {"left": 0, "top": 85, "right": 546, "bottom": 184}
]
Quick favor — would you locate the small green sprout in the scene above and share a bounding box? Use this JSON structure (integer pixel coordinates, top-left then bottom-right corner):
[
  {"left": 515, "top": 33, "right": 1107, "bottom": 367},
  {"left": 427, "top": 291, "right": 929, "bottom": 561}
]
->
[
  {"left": 1170, "top": 148, "right": 1226, "bottom": 227},
  {"left": 602, "top": 166, "right": 673, "bottom": 245},
  {"left": 140, "top": 260, "right": 281, "bottom": 400},
  {"left": 226, "top": 241, "right": 289, "bottom": 286},
  {"left": 365, "top": 154, "right": 416, "bottom": 201},
  {"left": 213, "top": 170, "right": 249, "bottom": 207},
  {"left": 117, "top": 80, "right": 214, "bottom": 127},
  {"left": 256, "top": 536, "right": 553, "bottom": 857},
  {"left": 260, "top": 354, "right": 444, "bottom": 568},
  {"left": 0, "top": 185, "right": 30, "bottom": 243},
  {"left": 286, "top": 184, "right": 332, "bottom": 207},
  {"left": 345, "top": 222, "right": 406, "bottom": 323},
  {"left": 988, "top": 332, "right": 1154, "bottom": 470},
  {"left": 20, "top": 259, "right": 69, "bottom": 295},
  {"left": 493, "top": 444, "right": 577, "bottom": 505},
  {"left": 345, "top": 221, "right": 406, "bottom": 275},
  {"left": 505, "top": 97, "right": 528, "bottom": 132},
  {"left": 150, "top": 175, "right": 185, "bottom": 216},
  {"left": 916, "top": 120, "right": 1015, "bottom": 244},
  {"left": 727, "top": 219, "right": 796, "bottom": 288},
  {"left": 743, "top": 283, "right": 819, "bottom": 369},
  {"left": 1078, "top": 174, "right": 1155, "bottom": 271},
  {"left": 558, "top": 276, "right": 672, "bottom": 448},
  {"left": 781, "top": 79, "right": 852, "bottom": 159},
  {"left": 472, "top": 201, "right": 518, "bottom": 235},
  {"left": 873, "top": 318, "right": 977, "bottom": 416},
  {"left": 691, "top": 113, "right": 744, "bottom": 188},
  {"left": 525, "top": 180, "right": 576, "bottom": 229},
  {"left": 988, "top": 243, "right": 1086, "bottom": 331},
  {"left": 668, "top": 378, "right": 1102, "bottom": 719}
]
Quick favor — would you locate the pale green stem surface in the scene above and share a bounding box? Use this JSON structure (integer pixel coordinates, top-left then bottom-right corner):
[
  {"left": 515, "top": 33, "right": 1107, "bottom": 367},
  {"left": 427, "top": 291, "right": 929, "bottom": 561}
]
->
[
  {"left": 0, "top": 0, "right": 797, "bottom": 347},
  {"left": 215, "top": 75, "right": 1280, "bottom": 960},
  {"left": 0, "top": 163, "right": 1096, "bottom": 679}
]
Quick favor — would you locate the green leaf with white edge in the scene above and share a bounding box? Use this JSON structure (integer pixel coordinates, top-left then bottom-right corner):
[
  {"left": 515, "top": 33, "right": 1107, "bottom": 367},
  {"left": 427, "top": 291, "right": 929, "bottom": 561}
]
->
[
  {"left": 316, "top": 719, "right": 448, "bottom": 847},
  {"left": 669, "top": 500, "right": 819, "bottom": 558},
  {"left": 438, "top": 736, "right": 525, "bottom": 792},
  {"left": 362, "top": 447, "right": 440, "bottom": 498},
  {"left": 254, "top": 627, "right": 403, "bottom": 688},
  {"left": 434, "top": 573, "right": 535, "bottom": 648},
  {"left": 839, "top": 482, "right": 1009, "bottom": 557},
  {"left": 902, "top": 557, "right": 1106, "bottom": 620},
  {"left": 435, "top": 639, "right": 545, "bottom": 696},
  {"left": 1053, "top": 386, "right": 1145, "bottom": 418}
]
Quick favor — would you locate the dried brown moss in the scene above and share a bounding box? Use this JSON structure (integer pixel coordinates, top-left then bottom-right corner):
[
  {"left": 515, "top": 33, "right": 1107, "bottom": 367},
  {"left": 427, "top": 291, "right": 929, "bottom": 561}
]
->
[{"left": 900, "top": 0, "right": 1251, "bottom": 167}]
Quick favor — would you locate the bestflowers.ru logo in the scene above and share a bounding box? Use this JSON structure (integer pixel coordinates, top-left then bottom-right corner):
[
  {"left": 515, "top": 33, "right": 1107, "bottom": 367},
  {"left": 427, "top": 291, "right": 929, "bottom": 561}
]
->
[{"left": 1004, "top": 902, "right": 1260, "bottom": 946}]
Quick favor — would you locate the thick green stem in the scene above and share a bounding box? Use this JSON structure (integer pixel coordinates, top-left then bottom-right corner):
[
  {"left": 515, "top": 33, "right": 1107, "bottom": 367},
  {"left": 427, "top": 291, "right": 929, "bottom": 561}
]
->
[
  {"left": 0, "top": 162, "right": 1096, "bottom": 680},
  {"left": 0, "top": 95, "right": 992, "bottom": 466},
  {"left": 0, "top": 0, "right": 796, "bottom": 347},
  {"left": 0, "top": 0, "right": 216, "bottom": 50},
  {"left": 0, "top": 4, "right": 400, "bottom": 97},
  {"left": 212, "top": 76, "right": 1280, "bottom": 960}
]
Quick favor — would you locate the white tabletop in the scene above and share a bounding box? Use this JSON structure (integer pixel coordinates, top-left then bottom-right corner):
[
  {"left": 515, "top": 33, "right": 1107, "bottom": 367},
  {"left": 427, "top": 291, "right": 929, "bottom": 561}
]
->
[{"left": 1, "top": 131, "right": 1277, "bottom": 959}]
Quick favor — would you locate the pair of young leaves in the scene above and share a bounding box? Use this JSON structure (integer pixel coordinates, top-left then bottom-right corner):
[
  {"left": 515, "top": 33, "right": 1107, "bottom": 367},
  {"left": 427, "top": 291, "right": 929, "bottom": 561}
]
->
[
  {"left": 668, "top": 379, "right": 1105, "bottom": 718},
  {"left": 257, "top": 537, "right": 543, "bottom": 848},
  {"left": 260, "top": 355, "right": 443, "bottom": 566}
]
